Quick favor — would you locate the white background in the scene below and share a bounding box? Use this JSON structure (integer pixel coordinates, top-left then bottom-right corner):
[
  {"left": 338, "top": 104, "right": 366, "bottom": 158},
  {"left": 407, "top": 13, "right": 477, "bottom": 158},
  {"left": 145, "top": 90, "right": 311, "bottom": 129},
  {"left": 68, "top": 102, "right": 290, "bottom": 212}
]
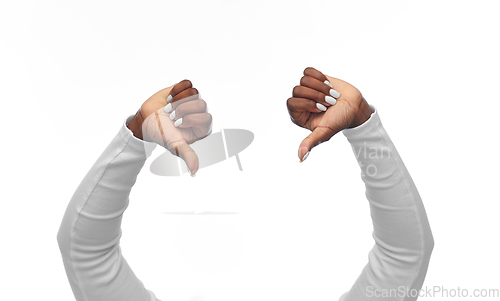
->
[{"left": 1, "top": 0, "right": 499, "bottom": 300}]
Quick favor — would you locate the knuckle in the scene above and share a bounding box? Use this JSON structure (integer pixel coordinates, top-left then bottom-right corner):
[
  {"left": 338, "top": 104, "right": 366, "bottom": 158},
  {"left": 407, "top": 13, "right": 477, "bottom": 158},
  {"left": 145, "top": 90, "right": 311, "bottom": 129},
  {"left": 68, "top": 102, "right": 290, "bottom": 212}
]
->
[
  {"left": 292, "top": 85, "right": 302, "bottom": 96},
  {"left": 300, "top": 76, "right": 309, "bottom": 86},
  {"left": 190, "top": 87, "right": 199, "bottom": 95},
  {"left": 180, "top": 79, "right": 192, "bottom": 87},
  {"left": 198, "top": 99, "right": 207, "bottom": 111},
  {"left": 205, "top": 113, "right": 213, "bottom": 123}
]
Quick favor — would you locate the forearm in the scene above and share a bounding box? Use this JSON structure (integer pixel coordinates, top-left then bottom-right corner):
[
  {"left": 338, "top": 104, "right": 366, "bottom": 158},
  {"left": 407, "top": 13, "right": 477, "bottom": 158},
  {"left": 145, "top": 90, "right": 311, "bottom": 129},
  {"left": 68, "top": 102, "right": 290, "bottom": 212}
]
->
[
  {"left": 57, "top": 115, "right": 158, "bottom": 301},
  {"left": 340, "top": 104, "right": 434, "bottom": 301}
]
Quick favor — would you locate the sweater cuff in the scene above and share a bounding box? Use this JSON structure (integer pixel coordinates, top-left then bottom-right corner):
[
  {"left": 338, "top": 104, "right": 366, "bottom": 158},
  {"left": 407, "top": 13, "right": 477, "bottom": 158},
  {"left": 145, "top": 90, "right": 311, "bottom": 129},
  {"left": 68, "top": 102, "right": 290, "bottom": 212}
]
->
[
  {"left": 342, "top": 103, "right": 379, "bottom": 139},
  {"left": 120, "top": 114, "right": 157, "bottom": 158}
]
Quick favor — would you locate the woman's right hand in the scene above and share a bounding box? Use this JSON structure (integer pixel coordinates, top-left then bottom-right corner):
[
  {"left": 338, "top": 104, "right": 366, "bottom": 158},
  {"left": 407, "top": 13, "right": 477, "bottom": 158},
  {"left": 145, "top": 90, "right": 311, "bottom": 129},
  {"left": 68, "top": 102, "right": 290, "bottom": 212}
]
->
[{"left": 128, "top": 80, "right": 212, "bottom": 175}]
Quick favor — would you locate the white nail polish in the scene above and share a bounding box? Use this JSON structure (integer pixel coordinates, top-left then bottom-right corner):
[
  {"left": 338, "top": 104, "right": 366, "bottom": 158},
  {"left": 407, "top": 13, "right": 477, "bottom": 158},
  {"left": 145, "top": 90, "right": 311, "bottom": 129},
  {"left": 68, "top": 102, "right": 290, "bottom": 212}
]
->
[
  {"left": 316, "top": 103, "right": 327, "bottom": 111},
  {"left": 186, "top": 166, "right": 195, "bottom": 177},
  {"left": 330, "top": 89, "right": 340, "bottom": 98},
  {"left": 169, "top": 111, "right": 176, "bottom": 120},
  {"left": 166, "top": 95, "right": 173, "bottom": 103},
  {"left": 164, "top": 103, "right": 172, "bottom": 113},
  {"left": 174, "top": 118, "right": 183, "bottom": 127},
  {"left": 325, "top": 96, "right": 337, "bottom": 105},
  {"left": 325, "top": 80, "right": 332, "bottom": 87},
  {"left": 301, "top": 151, "right": 310, "bottom": 162}
]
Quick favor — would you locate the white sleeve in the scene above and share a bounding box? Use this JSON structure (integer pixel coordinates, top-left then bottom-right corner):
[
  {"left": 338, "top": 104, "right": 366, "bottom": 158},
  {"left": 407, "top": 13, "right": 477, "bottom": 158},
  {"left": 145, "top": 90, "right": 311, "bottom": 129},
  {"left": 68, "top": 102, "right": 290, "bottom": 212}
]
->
[
  {"left": 57, "top": 115, "right": 160, "bottom": 301},
  {"left": 339, "top": 104, "right": 434, "bottom": 301}
]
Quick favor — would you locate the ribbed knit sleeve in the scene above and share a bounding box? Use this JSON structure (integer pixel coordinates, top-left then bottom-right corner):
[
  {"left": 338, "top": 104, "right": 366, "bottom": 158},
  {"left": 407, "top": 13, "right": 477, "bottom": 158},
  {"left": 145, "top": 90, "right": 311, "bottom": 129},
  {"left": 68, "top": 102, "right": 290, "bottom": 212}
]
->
[
  {"left": 57, "top": 115, "right": 160, "bottom": 301},
  {"left": 339, "top": 104, "right": 434, "bottom": 301}
]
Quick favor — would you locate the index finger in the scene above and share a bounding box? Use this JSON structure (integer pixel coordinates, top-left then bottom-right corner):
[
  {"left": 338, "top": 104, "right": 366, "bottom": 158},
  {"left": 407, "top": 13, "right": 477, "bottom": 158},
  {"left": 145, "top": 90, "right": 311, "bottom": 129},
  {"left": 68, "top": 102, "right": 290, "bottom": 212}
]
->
[
  {"left": 170, "top": 79, "right": 193, "bottom": 98},
  {"left": 154, "top": 79, "right": 193, "bottom": 102},
  {"left": 304, "top": 67, "right": 328, "bottom": 83}
]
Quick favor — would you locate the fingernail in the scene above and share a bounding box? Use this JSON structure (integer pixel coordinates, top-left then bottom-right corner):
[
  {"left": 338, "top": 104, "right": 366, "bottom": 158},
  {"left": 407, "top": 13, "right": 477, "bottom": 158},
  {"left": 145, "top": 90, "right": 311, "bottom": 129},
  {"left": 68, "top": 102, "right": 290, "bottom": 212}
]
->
[
  {"left": 169, "top": 111, "right": 176, "bottom": 120},
  {"left": 329, "top": 89, "right": 340, "bottom": 98},
  {"left": 325, "top": 80, "right": 332, "bottom": 87},
  {"left": 174, "top": 118, "right": 183, "bottom": 127},
  {"left": 300, "top": 151, "right": 310, "bottom": 162},
  {"left": 164, "top": 103, "right": 172, "bottom": 113},
  {"left": 316, "top": 103, "right": 327, "bottom": 111},
  {"left": 186, "top": 166, "right": 196, "bottom": 177},
  {"left": 166, "top": 95, "right": 173, "bottom": 103},
  {"left": 325, "top": 96, "right": 337, "bottom": 105}
]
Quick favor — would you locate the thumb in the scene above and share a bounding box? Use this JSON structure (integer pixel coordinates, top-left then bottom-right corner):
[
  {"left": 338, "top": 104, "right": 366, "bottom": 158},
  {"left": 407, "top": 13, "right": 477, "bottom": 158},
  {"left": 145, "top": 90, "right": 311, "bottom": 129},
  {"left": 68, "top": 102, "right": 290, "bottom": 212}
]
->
[
  {"left": 176, "top": 142, "right": 199, "bottom": 176},
  {"left": 298, "top": 126, "right": 335, "bottom": 162}
]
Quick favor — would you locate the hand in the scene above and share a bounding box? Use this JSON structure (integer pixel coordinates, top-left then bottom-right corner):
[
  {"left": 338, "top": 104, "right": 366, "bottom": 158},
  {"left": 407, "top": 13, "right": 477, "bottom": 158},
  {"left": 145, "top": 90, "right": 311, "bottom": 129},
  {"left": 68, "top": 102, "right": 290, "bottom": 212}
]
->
[
  {"left": 287, "top": 67, "right": 372, "bottom": 161},
  {"left": 127, "top": 80, "right": 212, "bottom": 175}
]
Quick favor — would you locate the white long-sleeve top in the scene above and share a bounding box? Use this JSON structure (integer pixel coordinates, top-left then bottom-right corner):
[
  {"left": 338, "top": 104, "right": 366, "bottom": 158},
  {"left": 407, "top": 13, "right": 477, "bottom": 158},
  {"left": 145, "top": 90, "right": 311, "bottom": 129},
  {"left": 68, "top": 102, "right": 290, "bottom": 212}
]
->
[
  {"left": 339, "top": 104, "right": 434, "bottom": 300},
  {"left": 57, "top": 104, "right": 433, "bottom": 301}
]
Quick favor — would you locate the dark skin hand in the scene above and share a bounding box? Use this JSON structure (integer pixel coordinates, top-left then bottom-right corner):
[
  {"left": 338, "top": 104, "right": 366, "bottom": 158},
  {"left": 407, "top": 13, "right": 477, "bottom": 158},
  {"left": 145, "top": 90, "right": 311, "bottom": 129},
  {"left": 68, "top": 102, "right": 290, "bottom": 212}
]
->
[
  {"left": 127, "top": 80, "right": 212, "bottom": 175},
  {"left": 287, "top": 67, "right": 373, "bottom": 161}
]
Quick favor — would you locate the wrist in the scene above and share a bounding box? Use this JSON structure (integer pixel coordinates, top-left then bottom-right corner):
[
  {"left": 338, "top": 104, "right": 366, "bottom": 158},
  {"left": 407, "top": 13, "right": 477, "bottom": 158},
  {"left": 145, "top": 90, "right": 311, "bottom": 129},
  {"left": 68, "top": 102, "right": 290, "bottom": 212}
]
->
[
  {"left": 348, "top": 97, "right": 372, "bottom": 128},
  {"left": 127, "top": 110, "right": 144, "bottom": 140}
]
